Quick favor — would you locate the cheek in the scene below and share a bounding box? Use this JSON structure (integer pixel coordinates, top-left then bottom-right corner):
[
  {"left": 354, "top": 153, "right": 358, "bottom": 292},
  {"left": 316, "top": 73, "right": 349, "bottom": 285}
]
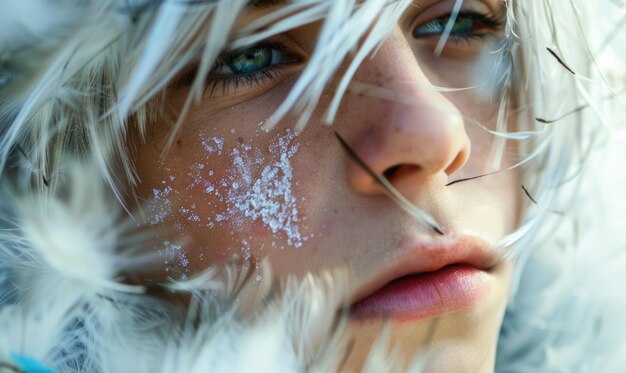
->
[
  {"left": 441, "top": 95, "right": 521, "bottom": 235},
  {"left": 139, "top": 127, "right": 323, "bottom": 278}
]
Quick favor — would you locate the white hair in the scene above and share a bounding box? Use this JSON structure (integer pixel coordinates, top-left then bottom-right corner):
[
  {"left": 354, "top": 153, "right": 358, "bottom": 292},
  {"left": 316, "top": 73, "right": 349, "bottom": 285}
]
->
[{"left": 0, "top": 0, "right": 625, "bottom": 371}]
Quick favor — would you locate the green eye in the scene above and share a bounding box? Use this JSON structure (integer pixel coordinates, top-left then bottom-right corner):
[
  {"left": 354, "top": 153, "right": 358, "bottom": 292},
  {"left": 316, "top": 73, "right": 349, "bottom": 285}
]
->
[
  {"left": 413, "top": 15, "right": 476, "bottom": 38},
  {"left": 229, "top": 46, "right": 272, "bottom": 74},
  {"left": 205, "top": 41, "right": 302, "bottom": 95}
]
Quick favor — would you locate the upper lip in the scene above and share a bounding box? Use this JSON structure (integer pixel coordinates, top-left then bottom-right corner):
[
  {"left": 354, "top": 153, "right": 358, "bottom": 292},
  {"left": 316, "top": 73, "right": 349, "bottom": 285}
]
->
[{"left": 349, "top": 233, "right": 500, "bottom": 304}]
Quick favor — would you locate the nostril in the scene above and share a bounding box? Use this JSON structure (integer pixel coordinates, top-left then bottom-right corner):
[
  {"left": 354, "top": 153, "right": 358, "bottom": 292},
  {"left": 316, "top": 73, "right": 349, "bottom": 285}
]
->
[
  {"left": 382, "top": 164, "right": 423, "bottom": 183},
  {"left": 383, "top": 165, "right": 402, "bottom": 180}
]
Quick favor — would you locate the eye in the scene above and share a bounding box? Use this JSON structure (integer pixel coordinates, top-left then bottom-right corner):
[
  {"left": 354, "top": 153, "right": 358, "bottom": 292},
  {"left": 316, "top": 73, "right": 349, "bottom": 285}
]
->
[
  {"left": 169, "top": 40, "right": 303, "bottom": 98},
  {"left": 415, "top": 15, "right": 466, "bottom": 37},
  {"left": 216, "top": 46, "right": 273, "bottom": 75},
  {"left": 190, "top": 41, "right": 304, "bottom": 97},
  {"left": 224, "top": 46, "right": 272, "bottom": 74},
  {"left": 213, "top": 43, "right": 299, "bottom": 76},
  {"left": 410, "top": 11, "right": 505, "bottom": 59},
  {"left": 413, "top": 12, "right": 504, "bottom": 39}
]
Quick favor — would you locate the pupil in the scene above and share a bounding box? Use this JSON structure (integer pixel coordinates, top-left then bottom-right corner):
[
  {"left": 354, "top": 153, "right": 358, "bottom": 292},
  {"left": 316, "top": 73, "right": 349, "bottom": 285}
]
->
[
  {"left": 448, "top": 17, "right": 474, "bottom": 34},
  {"left": 230, "top": 46, "right": 272, "bottom": 74}
]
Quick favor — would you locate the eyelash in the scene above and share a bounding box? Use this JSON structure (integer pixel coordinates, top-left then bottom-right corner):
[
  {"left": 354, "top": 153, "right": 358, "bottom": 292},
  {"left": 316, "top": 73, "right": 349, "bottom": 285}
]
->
[
  {"left": 205, "top": 65, "right": 288, "bottom": 96},
  {"left": 413, "top": 11, "right": 505, "bottom": 42},
  {"left": 206, "top": 41, "right": 300, "bottom": 96},
  {"left": 170, "top": 41, "right": 301, "bottom": 96}
]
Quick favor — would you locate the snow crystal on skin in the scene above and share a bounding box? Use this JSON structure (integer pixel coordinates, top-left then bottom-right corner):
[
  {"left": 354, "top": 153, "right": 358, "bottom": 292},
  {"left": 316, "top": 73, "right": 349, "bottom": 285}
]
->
[
  {"left": 187, "top": 162, "right": 206, "bottom": 190},
  {"left": 240, "top": 239, "right": 253, "bottom": 261},
  {"left": 146, "top": 185, "right": 173, "bottom": 225},
  {"left": 225, "top": 131, "right": 306, "bottom": 248},
  {"left": 161, "top": 241, "right": 190, "bottom": 280},
  {"left": 238, "top": 239, "right": 263, "bottom": 282},
  {"left": 231, "top": 148, "right": 254, "bottom": 186},
  {"left": 184, "top": 130, "right": 308, "bottom": 249},
  {"left": 179, "top": 206, "right": 200, "bottom": 222},
  {"left": 200, "top": 134, "right": 224, "bottom": 156}
]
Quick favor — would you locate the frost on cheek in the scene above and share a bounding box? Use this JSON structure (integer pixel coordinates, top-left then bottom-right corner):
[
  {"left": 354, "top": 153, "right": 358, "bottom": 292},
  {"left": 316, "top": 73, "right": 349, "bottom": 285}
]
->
[
  {"left": 146, "top": 184, "right": 173, "bottom": 225},
  {"left": 226, "top": 136, "right": 305, "bottom": 247},
  {"left": 140, "top": 131, "right": 309, "bottom": 284},
  {"left": 160, "top": 241, "right": 191, "bottom": 280},
  {"left": 220, "top": 131, "right": 306, "bottom": 247},
  {"left": 148, "top": 129, "right": 310, "bottom": 256},
  {"left": 186, "top": 131, "right": 309, "bottom": 248},
  {"left": 179, "top": 205, "right": 200, "bottom": 222},
  {"left": 200, "top": 133, "right": 224, "bottom": 156}
]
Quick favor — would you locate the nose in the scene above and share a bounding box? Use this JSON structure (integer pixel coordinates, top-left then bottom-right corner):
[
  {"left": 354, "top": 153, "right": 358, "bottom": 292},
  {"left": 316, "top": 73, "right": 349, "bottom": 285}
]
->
[{"left": 343, "top": 29, "right": 470, "bottom": 197}]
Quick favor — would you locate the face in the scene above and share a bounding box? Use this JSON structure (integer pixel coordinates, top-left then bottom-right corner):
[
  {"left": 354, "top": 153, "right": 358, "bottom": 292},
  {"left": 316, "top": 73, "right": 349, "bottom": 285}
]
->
[{"left": 133, "top": 0, "right": 521, "bottom": 371}]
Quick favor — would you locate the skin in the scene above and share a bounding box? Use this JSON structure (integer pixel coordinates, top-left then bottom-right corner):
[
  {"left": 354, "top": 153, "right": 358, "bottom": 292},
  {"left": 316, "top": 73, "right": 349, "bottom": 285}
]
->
[{"left": 133, "top": 1, "right": 522, "bottom": 371}]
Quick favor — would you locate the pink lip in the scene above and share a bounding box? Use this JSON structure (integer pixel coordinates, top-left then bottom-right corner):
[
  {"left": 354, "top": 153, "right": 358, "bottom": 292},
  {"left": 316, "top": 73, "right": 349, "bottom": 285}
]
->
[{"left": 349, "top": 234, "right": 499, "bottom": 322}]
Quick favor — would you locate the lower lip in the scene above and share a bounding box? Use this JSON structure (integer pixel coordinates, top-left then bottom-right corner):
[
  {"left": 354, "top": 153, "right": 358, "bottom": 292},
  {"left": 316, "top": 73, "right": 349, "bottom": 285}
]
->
[{"left": 349, "top": 265, "right": 491, "bottom": 322}]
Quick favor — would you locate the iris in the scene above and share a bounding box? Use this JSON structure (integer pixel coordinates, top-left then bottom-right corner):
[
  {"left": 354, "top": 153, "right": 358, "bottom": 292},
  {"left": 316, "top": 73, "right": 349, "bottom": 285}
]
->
[
  {"left": 414, "top": 15, "right": 476, "bottom": 37},
  {"left": 228, "top": 46, "right": 272, "bottom": 74}
]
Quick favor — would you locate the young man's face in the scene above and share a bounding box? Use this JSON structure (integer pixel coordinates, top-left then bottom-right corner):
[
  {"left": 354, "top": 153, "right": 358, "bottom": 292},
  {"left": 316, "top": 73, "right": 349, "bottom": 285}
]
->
[{"left": 133, "top": 1, "right": 520, "bottom": 371}]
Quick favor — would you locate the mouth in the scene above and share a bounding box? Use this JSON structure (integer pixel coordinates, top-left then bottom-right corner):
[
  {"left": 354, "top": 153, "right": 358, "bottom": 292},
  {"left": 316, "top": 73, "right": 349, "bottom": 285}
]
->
[{"left": 348, "top": 234, "right": 500, "bottom": 322}]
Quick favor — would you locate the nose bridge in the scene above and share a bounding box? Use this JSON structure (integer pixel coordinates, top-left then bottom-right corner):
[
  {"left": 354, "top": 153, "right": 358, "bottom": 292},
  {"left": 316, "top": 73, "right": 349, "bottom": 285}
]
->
[{"left": 345, "top": 28, "right": 470, "bottom": 196}]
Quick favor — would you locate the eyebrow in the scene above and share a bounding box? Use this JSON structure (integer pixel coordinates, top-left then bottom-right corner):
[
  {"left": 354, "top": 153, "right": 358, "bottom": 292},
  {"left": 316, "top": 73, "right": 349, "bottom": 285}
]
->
[{"left": 247, "top": 0, "right": 286, "bottom": 9}]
